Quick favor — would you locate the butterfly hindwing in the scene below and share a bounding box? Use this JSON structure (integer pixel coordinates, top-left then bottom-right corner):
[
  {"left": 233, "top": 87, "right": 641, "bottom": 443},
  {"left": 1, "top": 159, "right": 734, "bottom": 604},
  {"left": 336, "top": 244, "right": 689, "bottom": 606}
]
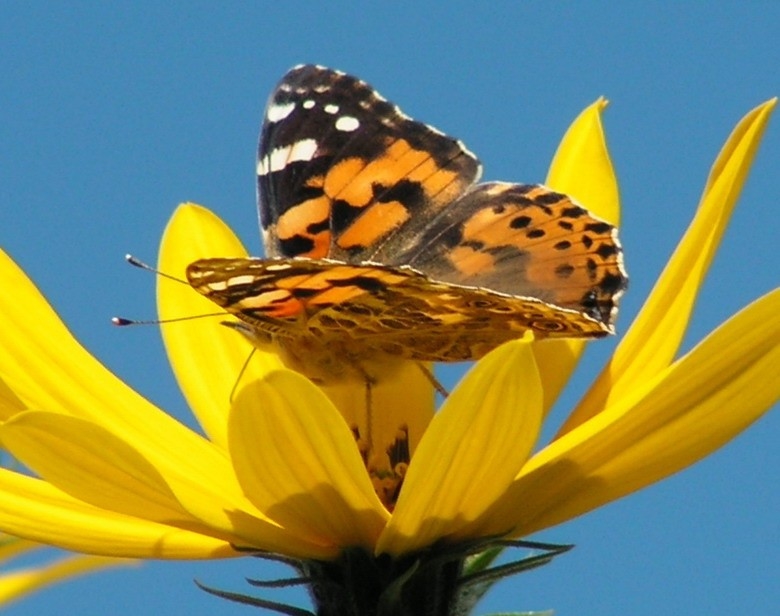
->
[{"left": 386, "top": 182, "right": 626, "bottom": 327}]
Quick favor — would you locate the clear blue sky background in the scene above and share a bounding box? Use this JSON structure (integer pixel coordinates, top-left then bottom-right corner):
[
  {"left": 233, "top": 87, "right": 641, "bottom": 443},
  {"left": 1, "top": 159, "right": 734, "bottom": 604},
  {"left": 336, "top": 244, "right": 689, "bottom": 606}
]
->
[{"left": 1, "top": 3, "right": 778, "bottom": 614}]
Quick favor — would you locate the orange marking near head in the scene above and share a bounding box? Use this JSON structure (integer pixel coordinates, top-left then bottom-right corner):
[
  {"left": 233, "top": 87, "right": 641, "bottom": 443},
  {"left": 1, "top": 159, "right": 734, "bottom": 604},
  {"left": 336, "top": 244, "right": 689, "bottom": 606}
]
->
[
  {"left": 265, "top": 297, "right": 305, "bottom": 318},
  {"left": 237, "top": 290, "right": 304, "bottom": 318}
]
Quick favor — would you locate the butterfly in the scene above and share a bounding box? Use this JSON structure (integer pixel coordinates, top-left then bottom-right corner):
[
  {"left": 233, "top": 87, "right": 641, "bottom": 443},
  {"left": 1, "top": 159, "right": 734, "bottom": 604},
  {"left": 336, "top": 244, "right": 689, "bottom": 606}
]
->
[{"left": 186, "top": 65, "right": 627, "bottom": 386}]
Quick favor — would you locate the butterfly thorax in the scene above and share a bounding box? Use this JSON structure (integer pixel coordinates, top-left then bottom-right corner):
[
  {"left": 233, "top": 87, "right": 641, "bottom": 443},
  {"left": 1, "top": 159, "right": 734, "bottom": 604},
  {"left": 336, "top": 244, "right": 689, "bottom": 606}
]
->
[{"left": 224, "top": 314, "right": 412, "bottom": 385}]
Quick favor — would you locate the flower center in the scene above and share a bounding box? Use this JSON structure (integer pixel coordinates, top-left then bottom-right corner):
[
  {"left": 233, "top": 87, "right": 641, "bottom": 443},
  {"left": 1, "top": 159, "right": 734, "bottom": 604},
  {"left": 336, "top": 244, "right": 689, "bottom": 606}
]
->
[{"left": 353, "top": 423, "right": 410, "bottom": 510}]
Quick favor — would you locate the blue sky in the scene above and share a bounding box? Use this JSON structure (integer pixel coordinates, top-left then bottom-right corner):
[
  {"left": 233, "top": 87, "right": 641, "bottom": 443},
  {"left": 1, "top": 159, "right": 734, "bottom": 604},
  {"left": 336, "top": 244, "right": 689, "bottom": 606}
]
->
[{"left": 1, "top": 3, "right": 778, "bottom": 614}]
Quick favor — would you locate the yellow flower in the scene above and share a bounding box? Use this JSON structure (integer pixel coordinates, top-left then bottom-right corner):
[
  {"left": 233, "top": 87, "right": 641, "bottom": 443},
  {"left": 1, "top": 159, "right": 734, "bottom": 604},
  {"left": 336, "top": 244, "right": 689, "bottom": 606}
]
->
[
  {"left": 0, "top": 98, "right": 776, "bottom": 613},
  {"left": 0, "top": 533, "right": 134, "bottom": 608}
]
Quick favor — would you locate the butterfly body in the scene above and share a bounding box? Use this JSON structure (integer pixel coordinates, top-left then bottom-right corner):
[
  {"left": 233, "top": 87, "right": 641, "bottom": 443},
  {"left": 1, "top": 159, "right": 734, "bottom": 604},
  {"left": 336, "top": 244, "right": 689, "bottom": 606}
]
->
[{"left": 187, "top": 65, "right": 627, "bottom": 385}]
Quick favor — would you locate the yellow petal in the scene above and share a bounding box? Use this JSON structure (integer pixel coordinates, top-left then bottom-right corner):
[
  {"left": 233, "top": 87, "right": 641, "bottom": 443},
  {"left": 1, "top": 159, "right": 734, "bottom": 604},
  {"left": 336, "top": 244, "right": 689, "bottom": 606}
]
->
[
  {"left": 1, "top": 412, "right": 196, "bottom": 523},
  {"left": 537, "top": 99, "right": 621, "bottom": 413},
  {"left": 0, "top": 376, "right": 25, "bottom": 418},
  {"left": 0, "top": 249, "right": 166, "bottom": 430},
  {"left": 475, "top": 288, "right": 780, "bottom": 538},
  {"left": 229, "top": 371, "right": 388, "bottom": 549},
  {"left": 563, "top": 99, "right": 777, "bottom": 434},
  {"left": 0, "top": 249, "right": 219, "bottom": 468},
  {"left": 546, "top": 98, "right": 620, "bottom": 226},
  {"left": 0, "top": 535, "right": 41, "bottom": 561},
  {"left": 0, "top": 412, "right": 331, "bottom": 559},
  {"left": 158, "top": 203, "right": 284, "bottom": 448},
  {"left": 0, "top": 468, "right": 237, "bottom": 559},
  {"left": 377, "top": 337, "right": 543, "bottom": 555},
  {"left": 0, "top": 555, "right": 136, "bottom": 608}
]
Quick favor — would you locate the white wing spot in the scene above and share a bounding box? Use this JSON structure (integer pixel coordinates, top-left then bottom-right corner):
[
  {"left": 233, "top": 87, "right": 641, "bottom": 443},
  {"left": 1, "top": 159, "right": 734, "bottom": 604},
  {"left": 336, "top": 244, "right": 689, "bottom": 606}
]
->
[
  {"left": 303, "top": 99, "right": 316, "bottom": 109},
  {"left": 266, "top": 102, "right": 295, "bottom": 122},
  {"left": 324, "top": 104, "right": 339, "bottom": 114},
  {"left": 257, "top": 138, "right": 319, "bottom": 175},
  {"left": 206, "top": 280, "right": 229, "bottom": 291},
  {"left": 335, "top": 116, "right": 360, "bottom": 132},
  {"left": 226, "top": 275, "right": 257, "bottom": 286},
  {"left": 289, "top": 138, "right": 319, "bottom": 162}
]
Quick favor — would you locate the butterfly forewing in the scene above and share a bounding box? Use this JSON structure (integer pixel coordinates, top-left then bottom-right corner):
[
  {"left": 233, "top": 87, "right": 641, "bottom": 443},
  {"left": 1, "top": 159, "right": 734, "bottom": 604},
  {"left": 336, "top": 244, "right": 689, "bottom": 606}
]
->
[{"left": 257, "top": 65, "right": 482, "bottom": 262}]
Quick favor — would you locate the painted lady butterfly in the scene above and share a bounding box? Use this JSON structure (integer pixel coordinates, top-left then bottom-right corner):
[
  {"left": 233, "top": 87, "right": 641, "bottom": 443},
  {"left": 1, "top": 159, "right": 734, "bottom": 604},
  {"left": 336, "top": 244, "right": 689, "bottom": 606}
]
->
[{"left": 187, "top": 65, "right": 627, "bottom": 385}]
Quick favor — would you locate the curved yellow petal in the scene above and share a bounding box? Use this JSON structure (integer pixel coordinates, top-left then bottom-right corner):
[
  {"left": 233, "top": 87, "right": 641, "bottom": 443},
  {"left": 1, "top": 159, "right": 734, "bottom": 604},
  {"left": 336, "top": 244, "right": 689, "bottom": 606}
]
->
[
  {"left": 475, "top": 288, "right": 780, "bottom": 538},
  {"left": 0, "top": 554, "right": 136, "bottom": 608},
  {"left": 0, "top": 376, "right": 25, "bottom": 418},
  {"left": 158, "top": 203, "right": 284, "bottom": 448},
  {"left": 0, "top": 249, "right": 168, "bottom": 432},
  {"left": 0, "top": 413, "right": 332, "bottom": 560},
  {"left": 229, "top": 371, "right": 388, "bottom": 550},
  {"left": 563, "top": 99, "right": 777, "bottom": 434},
  {"left": 536, "top": 99, "right": 621, "bottom": 413},
  {"left": 1, "top": 412, "right": 196, "bottom": 523},
  {"left": 0, "top": 469, "right": 237, "bottom": 559},
  {"left": 377, "top": 337, "right": 543, "bottom": 555},
  {"left": 0, "top": 250, "right": 220, "bottom": 469},
  {"left": 0, "top": 535, "right": 41, "bottom": 561},
  {"left": 547, "top": 98, "right": 620, "bottom": 226}
]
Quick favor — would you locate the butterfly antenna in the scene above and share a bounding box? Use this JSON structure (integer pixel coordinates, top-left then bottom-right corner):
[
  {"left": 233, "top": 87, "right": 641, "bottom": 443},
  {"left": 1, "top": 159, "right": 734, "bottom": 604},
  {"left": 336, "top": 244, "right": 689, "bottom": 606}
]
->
[
  {"left": 116, "top": 254, "right": 226, "bottom": 325},
  {"left": 111, "top": 313, "right": 228, "bottom": 327},
  {"left": 124, "top": 253, "right": 189, "bottom": 285},
  {"left": 364, "top": 377, "right": 374, "bottom": 455}
]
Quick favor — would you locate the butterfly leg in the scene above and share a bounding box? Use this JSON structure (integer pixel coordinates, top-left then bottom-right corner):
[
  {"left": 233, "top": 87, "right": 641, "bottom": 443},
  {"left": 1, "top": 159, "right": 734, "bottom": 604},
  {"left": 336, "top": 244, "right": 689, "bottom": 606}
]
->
[
  {"left": 229, "top": 348, "right": 258, "bottom": 403},
  {"left": 415, "top": 362, "right": 449, "bottom": 398}
]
